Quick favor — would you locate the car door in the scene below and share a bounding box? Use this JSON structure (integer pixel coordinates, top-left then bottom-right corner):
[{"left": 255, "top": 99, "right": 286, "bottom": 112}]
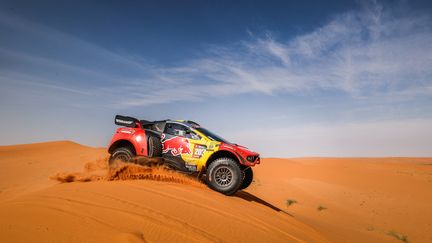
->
[
  {"left": 161, "top": 123, "right": 193, "bottom": 170},
  {"left": 185, "top": 130, "right": 208, "bottom": 171},
  {"left": 162, "top": 122, "right": 209, "bottom": 172}
]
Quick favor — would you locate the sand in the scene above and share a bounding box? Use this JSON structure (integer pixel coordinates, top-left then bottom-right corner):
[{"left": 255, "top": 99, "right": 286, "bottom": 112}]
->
[{"left": 0, "top": 141, "right": 431, "bottom": 242}]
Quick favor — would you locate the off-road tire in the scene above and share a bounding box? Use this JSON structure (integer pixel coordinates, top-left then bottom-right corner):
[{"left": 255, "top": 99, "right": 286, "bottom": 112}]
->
[
  {"left": 240, "top": 167, "right": 253, "bottom": 190},
  {"left": 109, "top": 147, "right": 134, "bottom": 168},
  {"left": 148, "top": 136, "right": 162, "bottom": 157},
  {"left": 206, "top": 158, "right": 242, "bottom": 195}
]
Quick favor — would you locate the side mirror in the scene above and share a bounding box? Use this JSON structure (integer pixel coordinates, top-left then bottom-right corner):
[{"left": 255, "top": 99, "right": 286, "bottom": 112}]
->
[{"left": 186, "top": 129, "right": 191, "bottom": 134}]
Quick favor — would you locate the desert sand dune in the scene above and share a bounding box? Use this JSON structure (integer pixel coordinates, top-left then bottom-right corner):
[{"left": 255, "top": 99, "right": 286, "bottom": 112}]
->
[
  {"left": 0, "top": 141, "right": 106, "bottom": 201},
  {"left": 251, "top": 158, "right": 432, "bottom": 243},
  {"left": 0, "top": 141, "right": 431, "bottom": 242}
]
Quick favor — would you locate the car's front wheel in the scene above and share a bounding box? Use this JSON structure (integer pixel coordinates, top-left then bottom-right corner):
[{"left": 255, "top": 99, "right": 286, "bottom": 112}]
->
[{"left": 206, "top": 158, "right": 242, "bottom": 195}]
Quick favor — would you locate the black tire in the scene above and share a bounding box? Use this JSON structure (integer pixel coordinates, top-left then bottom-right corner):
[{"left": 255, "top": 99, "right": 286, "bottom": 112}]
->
[
  {"left": 147, "top": 136, "right": 162, "bottom": 157},
  {"left": 240, "top": 167, "right": 253, "bottom": 190},
  {"left": 109, "top": 147, "right": 134, "bottom": 168},
  {"left": 206, "top": 158, "right": 242, "bottom": 195}
]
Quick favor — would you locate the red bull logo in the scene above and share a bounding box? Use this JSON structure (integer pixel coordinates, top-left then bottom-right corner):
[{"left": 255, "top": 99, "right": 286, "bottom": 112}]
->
[{"left": 161, "top": 134, "right": 192, "bottom": 156}]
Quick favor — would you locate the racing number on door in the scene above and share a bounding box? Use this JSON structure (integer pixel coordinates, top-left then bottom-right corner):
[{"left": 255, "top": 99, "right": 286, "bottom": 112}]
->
[{"left": 193, "top": 144, "right": 206, "bottom": 158}]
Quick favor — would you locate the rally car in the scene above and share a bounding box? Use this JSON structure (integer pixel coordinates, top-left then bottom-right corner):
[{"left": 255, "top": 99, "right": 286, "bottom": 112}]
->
[{"left": 108, "top": 115, "right": 260, "bottom": 195}]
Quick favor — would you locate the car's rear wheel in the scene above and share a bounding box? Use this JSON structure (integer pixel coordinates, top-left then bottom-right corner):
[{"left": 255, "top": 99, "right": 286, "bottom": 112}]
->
[
  {"left": 148, "top": 136, "right": 162, "bottom": 157},
  {"left": 109, "top": 147, "right": 134, "bottom": 168},
  {"left": 206, "top": 158, "right": 242, "bottom": 195},
  {"left": 240, "top": 167, "right": 253, "bottom": 190}
]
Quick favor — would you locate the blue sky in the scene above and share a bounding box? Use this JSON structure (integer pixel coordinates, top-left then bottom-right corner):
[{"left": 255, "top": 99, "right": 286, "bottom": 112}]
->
[{"left": 1, "top": 0, "right": 431, "bottom": 156}]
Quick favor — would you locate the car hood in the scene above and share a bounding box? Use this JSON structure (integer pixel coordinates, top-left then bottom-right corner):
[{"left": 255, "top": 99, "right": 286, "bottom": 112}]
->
[{"left": 221, "top": 142, "right": 259, "bottom": 156}]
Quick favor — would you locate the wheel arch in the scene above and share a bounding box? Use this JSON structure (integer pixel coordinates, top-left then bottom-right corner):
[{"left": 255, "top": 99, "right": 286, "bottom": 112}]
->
[
  {"left": 205, "top": 150, "right": 241, "bottom": 171},
  {"left": 108, "top": 139, "right": 137, "bottom": 155}
]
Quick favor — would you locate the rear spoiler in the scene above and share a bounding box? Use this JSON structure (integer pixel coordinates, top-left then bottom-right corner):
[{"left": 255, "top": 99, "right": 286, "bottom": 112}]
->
[{"left": 114, "top": 115, "right": 139, "bottom": 128}]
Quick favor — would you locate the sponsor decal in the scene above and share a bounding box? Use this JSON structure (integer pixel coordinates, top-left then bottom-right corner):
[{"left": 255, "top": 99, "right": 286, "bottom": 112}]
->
[
  {"left": 116, "top": 118, "right": 134, "bottom": 125},
  {"left": 161, "top": 134, "right": 192, "bottom": 156},
  {"left": 207, "top": 144, "right": 215, "bottom": 151},
  {"left": 193, "top": 144, "right": 207, "bottom": 158}
]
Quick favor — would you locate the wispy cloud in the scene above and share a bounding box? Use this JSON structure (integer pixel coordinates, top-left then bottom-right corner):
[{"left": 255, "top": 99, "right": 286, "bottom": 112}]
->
[
  {"left": 117, "top": 2, "right": 432, "bottom": 106},
  {"left": 1, "top": 2, "right": 431, "bottom": 108},
  {"left": 0, "top": 11, "right": 152, "bottom": 74}
]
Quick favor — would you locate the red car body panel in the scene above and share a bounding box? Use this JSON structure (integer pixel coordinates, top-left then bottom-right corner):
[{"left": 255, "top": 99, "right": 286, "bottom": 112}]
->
[
  {"left": 109, "top": 127, "right": 148, "bottom": 156},
  {"left": 219, "top": 142, "right": 261, "bottom": 166}
]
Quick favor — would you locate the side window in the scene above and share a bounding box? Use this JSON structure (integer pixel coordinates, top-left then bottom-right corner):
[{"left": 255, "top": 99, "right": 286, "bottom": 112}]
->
[
  {"left": 189, "top": 131, "right": 201, "bottom": 140},
  {"left": 154, "top": 122, "right": 165, "bottom": 133},
  {"left": 164, "top": 123, "right": 201, "bottom": 140},
  {"left": 165, "top": 123, "right": 186, "bottom": 136}
]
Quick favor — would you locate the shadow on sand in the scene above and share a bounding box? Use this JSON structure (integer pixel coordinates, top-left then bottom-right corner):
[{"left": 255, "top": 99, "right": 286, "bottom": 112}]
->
[{"left": 234, "top": 191, "right": 293, "bottom": 216}]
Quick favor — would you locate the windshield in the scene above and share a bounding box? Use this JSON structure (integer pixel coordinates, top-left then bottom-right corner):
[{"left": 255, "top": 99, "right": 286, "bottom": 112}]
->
[{"left": 195, "top": 127, "right": 230, "bottom": 144}]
